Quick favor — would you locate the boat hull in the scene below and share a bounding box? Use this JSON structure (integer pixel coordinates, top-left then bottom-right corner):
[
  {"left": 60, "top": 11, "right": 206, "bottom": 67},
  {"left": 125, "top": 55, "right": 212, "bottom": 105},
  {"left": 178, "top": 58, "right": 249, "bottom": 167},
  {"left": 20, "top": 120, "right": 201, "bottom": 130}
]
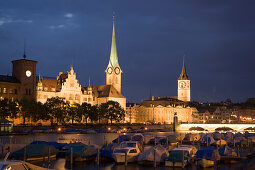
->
[
  {"left": 112, "top": 154, "right": 137, "bottom": 163},
  {"left": 198, "top": 159, "right": 214, "bottom": 168},
  {"left": 165, "top": 160, "right": 188, "bottom": 167}
]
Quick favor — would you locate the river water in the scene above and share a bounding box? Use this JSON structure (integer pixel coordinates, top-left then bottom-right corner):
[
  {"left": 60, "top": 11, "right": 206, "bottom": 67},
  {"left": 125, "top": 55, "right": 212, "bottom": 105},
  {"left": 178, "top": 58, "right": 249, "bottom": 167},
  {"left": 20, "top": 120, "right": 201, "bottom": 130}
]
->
[{"left": 0, "top": 132, "right": 254, "bottom": 170}]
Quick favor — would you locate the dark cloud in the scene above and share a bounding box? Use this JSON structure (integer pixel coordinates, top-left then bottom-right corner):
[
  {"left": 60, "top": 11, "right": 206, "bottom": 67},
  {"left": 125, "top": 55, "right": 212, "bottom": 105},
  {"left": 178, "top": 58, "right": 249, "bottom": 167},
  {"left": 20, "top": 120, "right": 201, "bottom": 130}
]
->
[{"left": 0, "top": 0, "right": 255, "bottom": 103}]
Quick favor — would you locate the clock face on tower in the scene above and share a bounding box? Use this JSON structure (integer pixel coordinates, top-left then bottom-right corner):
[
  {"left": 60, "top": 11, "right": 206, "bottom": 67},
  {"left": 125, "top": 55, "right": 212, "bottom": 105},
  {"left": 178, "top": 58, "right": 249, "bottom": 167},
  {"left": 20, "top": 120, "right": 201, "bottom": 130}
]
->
[
  {"left": 26, "top": 70, "right": 32, "bottom": 77},
  {"left": 179, "top": 81, "right": 186, "bottom": 89},
  {"left": 115, "top": 67, "right": 120, "bottom": 75},
  {"left": 107, "top": 67, "right": 113, "bottom": 74}
]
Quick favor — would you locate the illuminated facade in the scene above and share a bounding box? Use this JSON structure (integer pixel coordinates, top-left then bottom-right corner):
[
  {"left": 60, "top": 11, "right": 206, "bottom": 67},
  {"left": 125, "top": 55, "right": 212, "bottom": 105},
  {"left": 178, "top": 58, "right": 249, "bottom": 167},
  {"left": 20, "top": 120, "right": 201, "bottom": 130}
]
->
[
  {"left": 36, "top": 18, "right": 126, "bottom": 110},
  {"left": 129, "top": 97, "right": 195, "bottom": 124},
  {"left": 0, "top": 19, "right": 126, "bottom": 125}
]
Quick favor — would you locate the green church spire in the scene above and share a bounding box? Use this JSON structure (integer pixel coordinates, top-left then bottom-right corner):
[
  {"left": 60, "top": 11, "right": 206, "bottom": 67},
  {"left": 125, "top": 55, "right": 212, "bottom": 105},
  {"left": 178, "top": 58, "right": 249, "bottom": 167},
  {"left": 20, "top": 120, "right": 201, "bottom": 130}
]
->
[{"left": 108, "top": 15, "right": 118, "bottom": 69}]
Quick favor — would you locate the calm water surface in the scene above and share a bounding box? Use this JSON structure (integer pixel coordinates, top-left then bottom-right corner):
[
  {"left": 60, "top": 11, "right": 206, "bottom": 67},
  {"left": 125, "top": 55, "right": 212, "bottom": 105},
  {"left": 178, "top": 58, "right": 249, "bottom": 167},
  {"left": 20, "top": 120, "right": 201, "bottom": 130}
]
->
[{"left": 1, "top": 132, "right": 255, "bottom": 170}]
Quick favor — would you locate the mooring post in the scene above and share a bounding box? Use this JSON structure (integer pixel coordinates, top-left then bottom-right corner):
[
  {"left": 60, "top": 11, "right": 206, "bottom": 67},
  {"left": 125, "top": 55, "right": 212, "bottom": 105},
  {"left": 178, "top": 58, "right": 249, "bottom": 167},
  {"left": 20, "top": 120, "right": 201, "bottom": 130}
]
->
[
  {"left": 154, "top": 148, "right": 156, "bottom": 168},
  {"left": 70, "top": 147, "right": 73, "bottom": 165},
  {"left": 166, "top": 137, "right": 168, "bottom": 145},
  {"left": 23, "top": 146, "right": 26, "bottom": 161},
  {"left": 48, "top": 147, "right": 51, "bottom": 163},
  {"left": 214, "top": 150, "right": 217, "bottom": 170},
  {"left": 207, "top": 136, "right": 209, "bottom": 146},
  {"left": 182, "top": 149, "right": 184, "bottom": 169},
  {"left": 97, "top": 148, "right": 100, "bottom": 166},
  {"left": 1, "top": 145, "right": 3, "bottom": 158},
  {"left": 125, "top": 150, "right": 127, "bottom": 166},
  {"left": 237, "top": 146, "right": 240, "bottom": 157}
]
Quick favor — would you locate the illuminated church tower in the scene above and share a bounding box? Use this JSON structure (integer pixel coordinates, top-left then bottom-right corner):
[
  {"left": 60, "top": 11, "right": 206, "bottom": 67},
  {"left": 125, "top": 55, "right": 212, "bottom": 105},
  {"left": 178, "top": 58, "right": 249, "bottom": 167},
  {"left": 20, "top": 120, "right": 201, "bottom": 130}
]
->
[
  {"left": 105, "top": 16, "right": 122, "bottom": 94},
  {"left": 178, "top": 59, "right": 190, "bottom": 102}
]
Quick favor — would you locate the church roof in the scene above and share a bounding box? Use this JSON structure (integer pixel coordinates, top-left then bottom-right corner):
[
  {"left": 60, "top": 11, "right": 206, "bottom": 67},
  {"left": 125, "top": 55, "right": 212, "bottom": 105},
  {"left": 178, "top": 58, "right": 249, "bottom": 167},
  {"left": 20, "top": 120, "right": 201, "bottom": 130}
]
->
[
  {"left": 108, "top": 17, "right": 119, "bottom": 69},
  {"left": 141, "top": 98, "right": 186, "bottom": 107},
  {"left": 0, "top": 75, "right": 20, "bottom": 83},
  {"left": 37, "top": 77, "right": 58, "bottom": 91},
  {"left": 91, "top": 85, "right": 124, "bottom": 98},
  {"left": 178, "top": 59, "right": 189, "bottom": 80}
]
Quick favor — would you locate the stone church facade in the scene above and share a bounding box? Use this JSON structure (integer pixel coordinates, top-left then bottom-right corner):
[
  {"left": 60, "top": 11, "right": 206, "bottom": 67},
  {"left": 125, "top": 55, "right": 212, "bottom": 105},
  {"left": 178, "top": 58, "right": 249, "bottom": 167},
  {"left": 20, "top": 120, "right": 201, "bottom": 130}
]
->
[{"left": 0, "top": 19, "right": 126, "bottom": 125}]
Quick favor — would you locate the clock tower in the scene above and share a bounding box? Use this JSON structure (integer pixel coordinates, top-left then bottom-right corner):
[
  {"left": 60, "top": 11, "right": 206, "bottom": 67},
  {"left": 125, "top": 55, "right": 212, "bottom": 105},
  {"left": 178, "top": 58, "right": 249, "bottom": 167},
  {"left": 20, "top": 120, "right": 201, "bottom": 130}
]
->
[
  {"left": 178, "top": 59, "right": 190, "bottom": 102},
  {"left": 105, "top": 16, "right": 122, "bottom": 94},
  {"left": 12, "top": 54, "right": 37, "bottom": 100}
]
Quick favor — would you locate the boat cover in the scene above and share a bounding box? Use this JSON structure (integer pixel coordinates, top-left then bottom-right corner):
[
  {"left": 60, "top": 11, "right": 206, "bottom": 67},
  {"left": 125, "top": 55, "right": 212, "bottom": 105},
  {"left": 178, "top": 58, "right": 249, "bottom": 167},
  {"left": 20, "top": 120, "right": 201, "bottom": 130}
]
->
[
  {"left": 218, "top": 146, "right": 237, "bottom": 157},
  {"left": 138, "top": 145, "right": 169, "bottom": 163},
  {"left": 196, "top": 147, "right": 218, "bottom": 160},
  {"left": 10, "top": 144, "right": 58, "bottom": 159},
  {"left": 112, "top": 135, "right": 131, "bottom": 143},
  {"left": 65, "top": 145, "right": 97, "bottom": 158}
]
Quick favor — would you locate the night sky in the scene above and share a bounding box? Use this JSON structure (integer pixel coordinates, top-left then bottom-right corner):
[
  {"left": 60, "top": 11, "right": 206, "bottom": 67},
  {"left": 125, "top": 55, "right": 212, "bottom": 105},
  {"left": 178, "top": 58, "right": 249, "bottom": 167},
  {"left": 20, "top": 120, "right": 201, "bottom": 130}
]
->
[{"left": 0, "top": 1, "right": 254, "bottom": 103}]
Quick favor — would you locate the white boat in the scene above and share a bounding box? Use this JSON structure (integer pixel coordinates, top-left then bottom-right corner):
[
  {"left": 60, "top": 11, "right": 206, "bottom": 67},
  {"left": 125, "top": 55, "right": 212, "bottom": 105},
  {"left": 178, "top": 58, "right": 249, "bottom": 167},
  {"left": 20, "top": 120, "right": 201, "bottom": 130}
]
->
[
  {"left": 112, "top": 141, "right": 142, "bottom": 163},
  {"left": 0, "top": 160, "right": 52, "bottom": 170},
  {"left": 165, "top": 145, "right": 197, "bottom": 167},
  {"left": 112, "top": 147, "right": 140, "bottom": 163}
]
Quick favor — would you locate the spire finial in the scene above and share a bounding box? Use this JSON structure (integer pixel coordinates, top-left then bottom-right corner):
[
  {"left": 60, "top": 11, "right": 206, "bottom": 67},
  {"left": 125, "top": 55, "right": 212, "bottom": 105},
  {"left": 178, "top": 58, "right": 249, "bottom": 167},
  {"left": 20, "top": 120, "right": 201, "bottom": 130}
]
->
[
  {"left": 23, "top": 38, "right": 26, "bottom": 59},
  {"left": 87, "top": 76, "right": 92, "bottom": 91},
  {"left": 113, "top": 11, "right": 115, "bottom": 22}
]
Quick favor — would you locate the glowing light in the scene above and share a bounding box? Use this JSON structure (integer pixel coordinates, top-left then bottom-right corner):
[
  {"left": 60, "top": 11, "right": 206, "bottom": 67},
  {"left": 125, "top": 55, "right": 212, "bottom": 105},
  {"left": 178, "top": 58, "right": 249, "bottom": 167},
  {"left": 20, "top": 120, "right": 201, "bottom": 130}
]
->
[
  {"left": 145, "top": 127, "right": 148, "bottom": 130},
  {"left": 108, "top": 127, "right": 111, "bottom": 131},
  {"left": 58, "top": 128, "right": 62, "bottom": 131},
  {"left": 123, "top": 128, "right": 126, "bottom": 131},
  {"left": 123, "top": 133, "right": 126, "bottom": 135}
]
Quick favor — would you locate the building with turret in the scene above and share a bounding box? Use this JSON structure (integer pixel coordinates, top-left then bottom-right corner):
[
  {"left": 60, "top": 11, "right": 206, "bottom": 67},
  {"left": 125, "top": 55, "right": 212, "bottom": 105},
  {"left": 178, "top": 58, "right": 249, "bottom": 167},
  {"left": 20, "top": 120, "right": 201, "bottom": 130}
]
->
[
  {"left": 126, "top": 59, "right": 194, "bottom": 124},
  {"left": 0, "top": 18, "right": 126, "bottom": 125}
]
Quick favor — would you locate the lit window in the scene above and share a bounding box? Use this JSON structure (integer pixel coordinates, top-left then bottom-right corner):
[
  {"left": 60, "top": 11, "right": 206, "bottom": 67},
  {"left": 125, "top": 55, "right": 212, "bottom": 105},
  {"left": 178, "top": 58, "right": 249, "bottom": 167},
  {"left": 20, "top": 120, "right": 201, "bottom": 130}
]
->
[
  {"left": 3, "top": 88, "right": 7, "bottom": 93},
  {"left": 9, "top": 89, "right": 13, "bottom": 94}
]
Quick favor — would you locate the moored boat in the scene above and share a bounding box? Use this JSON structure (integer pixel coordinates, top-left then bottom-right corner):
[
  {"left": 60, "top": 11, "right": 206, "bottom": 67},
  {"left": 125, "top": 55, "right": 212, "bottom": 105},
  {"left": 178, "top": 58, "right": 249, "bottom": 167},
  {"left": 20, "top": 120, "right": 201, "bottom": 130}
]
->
[
  {"left": 10, "top": 143, "right": 58, "bottom": 161},
  {"left": 0, "top": 160, "right": 53, "bottom": 170},
  {"left": 112, "top": 147, "right": 140, "bottom": 163},
  {"left": 165, "top": 145, "right": 197, "bottom": 167},
  {"left": 138, "top": 145, "right": 169, "bottom": 165},
  {"left": 196, "top": 146, "right": 220, "bottom": 168}
]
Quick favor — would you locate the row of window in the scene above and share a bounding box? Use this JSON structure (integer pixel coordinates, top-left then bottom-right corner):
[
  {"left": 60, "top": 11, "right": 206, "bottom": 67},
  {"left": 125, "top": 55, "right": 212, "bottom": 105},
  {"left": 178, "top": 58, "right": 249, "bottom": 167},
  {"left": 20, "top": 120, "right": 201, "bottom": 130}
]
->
[
  {"left": 0, "top": 87, "right": 18, "bottom": 94},
  {"left": 37, "top": 94, "right": 95, "bottom": 102}
]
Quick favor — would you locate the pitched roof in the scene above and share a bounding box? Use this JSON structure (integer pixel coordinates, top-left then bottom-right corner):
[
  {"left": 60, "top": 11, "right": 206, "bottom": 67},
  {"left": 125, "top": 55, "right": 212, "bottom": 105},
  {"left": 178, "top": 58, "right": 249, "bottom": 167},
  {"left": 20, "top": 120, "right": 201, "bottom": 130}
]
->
[
  {"left": 141, "top": 98, "right": 186, "bottom": 107},
  {"left": 178, "top": 59, "right": 189, "bottom": 80},
  {"left": 0, "top": 75, "right": 20, "bottom": 83},
  {"left": 91, "top": 85, "right": 124, "bottom": 98}
]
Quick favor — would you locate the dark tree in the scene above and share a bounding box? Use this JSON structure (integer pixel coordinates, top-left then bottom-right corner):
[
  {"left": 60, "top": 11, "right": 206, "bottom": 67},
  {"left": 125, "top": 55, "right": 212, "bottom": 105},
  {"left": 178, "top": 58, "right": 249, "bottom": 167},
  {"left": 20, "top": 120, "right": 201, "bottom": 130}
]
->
[{"left": 45, "top": 97, "right": 67, "bottom": 125}]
